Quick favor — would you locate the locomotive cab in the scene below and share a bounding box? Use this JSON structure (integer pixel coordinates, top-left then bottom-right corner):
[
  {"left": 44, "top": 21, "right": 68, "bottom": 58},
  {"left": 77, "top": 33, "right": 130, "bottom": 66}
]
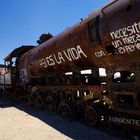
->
[{"left": 4, "top": 46, "right": 35, "bottom": 88}]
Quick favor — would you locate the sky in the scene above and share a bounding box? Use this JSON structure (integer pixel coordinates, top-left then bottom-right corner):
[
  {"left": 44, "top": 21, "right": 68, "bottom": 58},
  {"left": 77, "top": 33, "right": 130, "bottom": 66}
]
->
[{"left": 0, "top": 0, "right": 109, "bottom": 64}]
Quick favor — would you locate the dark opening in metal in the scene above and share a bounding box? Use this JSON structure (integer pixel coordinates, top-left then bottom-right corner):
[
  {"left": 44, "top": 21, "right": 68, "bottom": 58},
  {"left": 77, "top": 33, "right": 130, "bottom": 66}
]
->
[
  {"left": 105, "top": 45, "right": 116, "bottom": 55},
  {"left": 126, "top": 5, "right": 132, "bottom": 12}
]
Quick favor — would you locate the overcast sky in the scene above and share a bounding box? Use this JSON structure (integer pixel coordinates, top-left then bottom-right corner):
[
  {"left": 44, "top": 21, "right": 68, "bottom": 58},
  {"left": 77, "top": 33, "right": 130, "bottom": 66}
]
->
[{"left": 0, "top": 0, "right": 108, "bottom": 64}]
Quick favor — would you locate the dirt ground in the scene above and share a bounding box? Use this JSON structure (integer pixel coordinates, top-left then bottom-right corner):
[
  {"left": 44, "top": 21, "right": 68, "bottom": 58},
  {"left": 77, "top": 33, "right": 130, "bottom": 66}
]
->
[{"left": 0, "top": 96, "right": 128, "bottom": 140}]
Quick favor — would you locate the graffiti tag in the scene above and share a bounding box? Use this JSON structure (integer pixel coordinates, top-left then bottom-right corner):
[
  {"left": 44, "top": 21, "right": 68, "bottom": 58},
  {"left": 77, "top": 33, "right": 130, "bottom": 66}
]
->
[
  {"left": 109, "top": 116, "right": 140, "bottom": 127},
  {"left": 95, "top": 50, "right": 105, "bottom": 58},
  {"left": 39, "top": 45, "right": 87, "bottom": 68},
  {"left": 110, "top": 22, "right": 140, "bottom": 54}
]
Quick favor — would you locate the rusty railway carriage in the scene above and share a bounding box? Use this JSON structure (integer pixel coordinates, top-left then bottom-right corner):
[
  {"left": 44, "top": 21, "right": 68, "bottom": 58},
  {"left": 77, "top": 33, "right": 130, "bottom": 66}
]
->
[{"left": 1, "top": 0, "right": 140, "bottom": 129}]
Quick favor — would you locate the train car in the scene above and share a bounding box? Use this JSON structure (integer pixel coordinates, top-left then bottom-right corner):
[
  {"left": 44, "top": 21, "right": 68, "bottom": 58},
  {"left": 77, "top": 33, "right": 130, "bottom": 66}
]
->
[
  {"left": 0, "top": 65, "right": 5, "bottom": 91},
  {"left": 2, "top": 0, "right": 140, "bottom": 129}
]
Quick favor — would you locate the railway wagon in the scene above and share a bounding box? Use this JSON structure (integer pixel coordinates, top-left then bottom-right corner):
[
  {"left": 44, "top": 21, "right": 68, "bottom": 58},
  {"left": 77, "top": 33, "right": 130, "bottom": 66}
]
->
[
  {"left": 1, "top": 0, "right": 140, "bottom": 129},
  {"left": 0, "top": 65, "right": 5, "bottom": 91}
]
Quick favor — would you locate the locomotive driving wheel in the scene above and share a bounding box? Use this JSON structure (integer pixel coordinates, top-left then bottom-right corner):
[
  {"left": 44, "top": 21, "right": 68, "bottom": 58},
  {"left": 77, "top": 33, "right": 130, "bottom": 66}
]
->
[
  {"left": 84, "top": 105, "right": 100, "bottom": 127},
  {"left": 44, "top": 96, "right": 57, "bottom": 112},
  {"left": 28, "top": 95, "right": 34, "bottom": 107},
  {"left": 58, "top": 101, "right": 75, "bottom": 120},
  {"left": 34, "top": 95, "right": 43, "bottom": 109},
  {"left": 28, "top": 87, "right": 39, "bottom": 107}
]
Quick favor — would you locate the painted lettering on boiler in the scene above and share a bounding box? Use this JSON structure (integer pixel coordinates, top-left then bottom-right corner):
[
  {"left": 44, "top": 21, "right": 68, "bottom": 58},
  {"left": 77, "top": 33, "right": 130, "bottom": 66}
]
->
[
  {"left": 39, "top": 45, "right": 87, "bottom": 68},
  {"left": 110, "top": 21, "right": 140, "bottom": 54}
]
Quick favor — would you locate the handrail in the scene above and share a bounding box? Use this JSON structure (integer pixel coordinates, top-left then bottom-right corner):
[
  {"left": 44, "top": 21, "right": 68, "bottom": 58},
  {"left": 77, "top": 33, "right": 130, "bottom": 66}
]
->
[{"left": 102, "top": 0, "right": 119, "bottom": 14}]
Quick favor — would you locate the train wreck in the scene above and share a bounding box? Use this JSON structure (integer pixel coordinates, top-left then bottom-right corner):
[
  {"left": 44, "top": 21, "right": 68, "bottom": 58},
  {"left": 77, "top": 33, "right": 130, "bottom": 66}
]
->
[{"left": 0, "top": 0, "right": 140, "bottom": 130}]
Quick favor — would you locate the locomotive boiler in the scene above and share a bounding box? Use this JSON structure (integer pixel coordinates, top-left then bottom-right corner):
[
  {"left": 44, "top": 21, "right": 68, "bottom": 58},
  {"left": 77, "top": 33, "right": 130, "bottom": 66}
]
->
[{"left": 2, "top": 0, "right": 140, "bottom": 129}]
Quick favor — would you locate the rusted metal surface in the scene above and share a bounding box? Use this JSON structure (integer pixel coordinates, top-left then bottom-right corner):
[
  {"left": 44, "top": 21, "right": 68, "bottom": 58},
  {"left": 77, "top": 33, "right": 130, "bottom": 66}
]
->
[
  {"left": 4, "top": 46, "right": 35, "bottom": 61},
  {"left": 16, "top": 0, "right": 140, "bottom": 81}
]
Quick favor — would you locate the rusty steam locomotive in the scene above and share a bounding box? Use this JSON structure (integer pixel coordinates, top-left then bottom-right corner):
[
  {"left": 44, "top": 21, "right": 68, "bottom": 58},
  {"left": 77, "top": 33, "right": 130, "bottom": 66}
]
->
[{"left": 1, "top": 0, "right": 140, "bottom": 129}]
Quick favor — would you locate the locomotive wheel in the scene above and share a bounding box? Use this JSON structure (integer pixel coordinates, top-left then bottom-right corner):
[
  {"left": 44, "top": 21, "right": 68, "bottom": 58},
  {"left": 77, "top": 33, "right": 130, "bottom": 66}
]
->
[
  {"left": 84, "top": 105, "right": 100, "bottom": 127},
  {"left": 28, "top": 95, "right": 34, "bottom": 107},
  {"left": 34, "top": 95, "right": 43, "bottom": 109},
  {"left": 28, "top": 87, "right": 39, "bottom": 107},
  {"left": 44, "top": 96, "right": 57, "bottom": 112},
  {"left": 58, "top": 101, "right": 75, "bottom": 120}
]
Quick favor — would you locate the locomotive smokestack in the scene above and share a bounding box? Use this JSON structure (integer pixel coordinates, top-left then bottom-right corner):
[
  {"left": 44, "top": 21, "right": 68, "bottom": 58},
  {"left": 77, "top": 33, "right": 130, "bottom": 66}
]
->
[{"left": 37, "top": 33, "right": 53, "bottom": 45}]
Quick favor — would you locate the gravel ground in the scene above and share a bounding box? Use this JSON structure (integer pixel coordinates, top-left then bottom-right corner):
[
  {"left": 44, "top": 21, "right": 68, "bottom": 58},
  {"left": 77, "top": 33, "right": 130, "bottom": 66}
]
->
[{"left": 0, "top": 96, "right": 133, "bottom": 140}]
